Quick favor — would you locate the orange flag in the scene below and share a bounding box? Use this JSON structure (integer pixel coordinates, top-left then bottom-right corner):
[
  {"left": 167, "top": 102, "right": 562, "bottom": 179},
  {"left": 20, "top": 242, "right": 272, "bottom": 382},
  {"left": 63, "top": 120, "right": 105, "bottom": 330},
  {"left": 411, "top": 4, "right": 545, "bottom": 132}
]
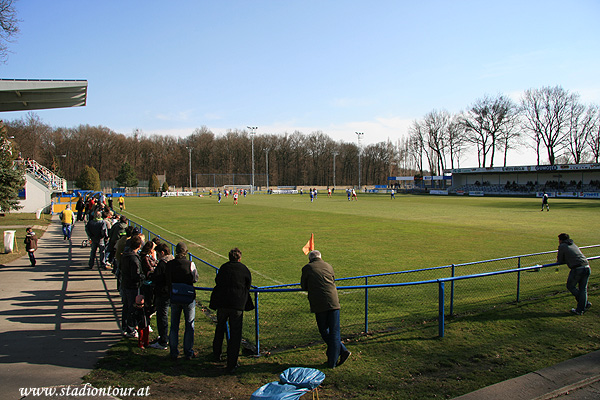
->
[{"left": 302, "top": 233, "right": 314, "bottom": 255}]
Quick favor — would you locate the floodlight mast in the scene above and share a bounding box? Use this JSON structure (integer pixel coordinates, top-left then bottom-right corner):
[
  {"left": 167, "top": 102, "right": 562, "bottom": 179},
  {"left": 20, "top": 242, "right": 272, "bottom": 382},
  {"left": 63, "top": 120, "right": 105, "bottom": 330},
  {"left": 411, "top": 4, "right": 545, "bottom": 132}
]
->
[
  {"left": 185, "top": 146, "right": 192, "bottom": 190},
  {"left": 247, "top": 126, "right": 258, "bottom": 193},
  {"left": 264, "top": 148, "right": 269, "bottom": 190},
  {"left": 355, "top": 132, "right": 364, "bottom": 189},
  {"left": 332, "top": 151, "right": 338, "bottom": 188}
]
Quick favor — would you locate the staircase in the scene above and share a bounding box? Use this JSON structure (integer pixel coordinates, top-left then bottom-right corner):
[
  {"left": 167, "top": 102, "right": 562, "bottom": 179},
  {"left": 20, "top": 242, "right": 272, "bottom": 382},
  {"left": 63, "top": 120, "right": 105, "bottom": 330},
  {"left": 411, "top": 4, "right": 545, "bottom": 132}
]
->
[{"left": 16, "top": 159, "right": 66, "bottom": 192}]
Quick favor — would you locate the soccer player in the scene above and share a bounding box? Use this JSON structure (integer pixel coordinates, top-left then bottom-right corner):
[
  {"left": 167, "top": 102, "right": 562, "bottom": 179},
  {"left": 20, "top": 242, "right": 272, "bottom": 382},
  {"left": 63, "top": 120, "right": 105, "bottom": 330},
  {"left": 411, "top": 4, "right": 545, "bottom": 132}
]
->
[
  {"left": 233, "top": 191, "right": 239, "bottom": 205},
  {"left": 217, "top": 190, "right": 222, "bottom": 203},
  {"left": 541, "top": 192, "right": 549, "bottom": 211}
]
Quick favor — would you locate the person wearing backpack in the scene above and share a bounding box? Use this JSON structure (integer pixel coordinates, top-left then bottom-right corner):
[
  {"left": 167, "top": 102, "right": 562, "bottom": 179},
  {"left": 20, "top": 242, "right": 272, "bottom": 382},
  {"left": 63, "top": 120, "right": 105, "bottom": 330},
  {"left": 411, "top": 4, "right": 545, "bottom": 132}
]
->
[{"left": 24, "top": 227, "right": 38, "bottom": 266}]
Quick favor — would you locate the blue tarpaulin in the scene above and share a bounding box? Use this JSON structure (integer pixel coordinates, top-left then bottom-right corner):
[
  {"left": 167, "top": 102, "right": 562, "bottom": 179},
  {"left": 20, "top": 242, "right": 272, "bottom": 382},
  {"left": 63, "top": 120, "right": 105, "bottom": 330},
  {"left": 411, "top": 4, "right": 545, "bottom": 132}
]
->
[{"left": 250, "top": 367, "right": 325, "bottom": 400}]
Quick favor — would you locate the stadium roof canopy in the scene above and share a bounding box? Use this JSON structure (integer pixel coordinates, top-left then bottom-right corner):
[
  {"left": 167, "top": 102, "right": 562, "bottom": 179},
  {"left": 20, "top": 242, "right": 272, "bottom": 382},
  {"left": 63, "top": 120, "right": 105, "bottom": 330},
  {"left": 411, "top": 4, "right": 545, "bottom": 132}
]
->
[{"left": 0, "top": 79, "right": 87, "bottom": 112}]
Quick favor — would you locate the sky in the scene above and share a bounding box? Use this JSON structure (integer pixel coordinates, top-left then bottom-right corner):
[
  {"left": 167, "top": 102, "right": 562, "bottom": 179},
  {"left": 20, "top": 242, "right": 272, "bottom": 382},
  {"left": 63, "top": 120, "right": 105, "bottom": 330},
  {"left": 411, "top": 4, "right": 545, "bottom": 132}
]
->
[{"left": 2, "top": 0, "right": 600, "bottom": 167}]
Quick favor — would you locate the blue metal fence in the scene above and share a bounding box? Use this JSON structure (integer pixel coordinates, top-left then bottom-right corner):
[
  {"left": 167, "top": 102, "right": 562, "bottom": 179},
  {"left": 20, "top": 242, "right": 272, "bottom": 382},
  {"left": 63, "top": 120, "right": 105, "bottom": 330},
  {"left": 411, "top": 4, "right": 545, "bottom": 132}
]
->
[{"left": 124, "top": 217, "right": 599, "bottom": 356}]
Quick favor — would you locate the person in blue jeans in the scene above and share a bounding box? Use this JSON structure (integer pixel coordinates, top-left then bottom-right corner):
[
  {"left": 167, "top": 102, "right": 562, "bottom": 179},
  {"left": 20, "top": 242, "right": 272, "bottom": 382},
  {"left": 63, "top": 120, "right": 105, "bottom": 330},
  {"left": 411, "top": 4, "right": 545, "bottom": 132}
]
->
[
  {"left": 149, "top": 243, "right": 174, "bottom": 350},
  {"left": 301, "top": 250, "right": 351, "bottom": 368},
  {"left": 167, "top": 242, "right": 199, "bottom": 360},
  {"left": 557, "top": 233, "right": 591, "bottom": 315}
]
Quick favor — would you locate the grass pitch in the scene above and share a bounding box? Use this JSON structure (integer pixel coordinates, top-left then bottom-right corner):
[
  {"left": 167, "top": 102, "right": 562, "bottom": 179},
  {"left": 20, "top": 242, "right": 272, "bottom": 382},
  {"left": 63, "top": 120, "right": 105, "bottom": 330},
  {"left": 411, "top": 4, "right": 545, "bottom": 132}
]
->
[
  {"left": 122, "top": 193, "right": 599, "bottom": 285},
  {"left": 90, "top": 193, "right": 600, "bottom": 399}
]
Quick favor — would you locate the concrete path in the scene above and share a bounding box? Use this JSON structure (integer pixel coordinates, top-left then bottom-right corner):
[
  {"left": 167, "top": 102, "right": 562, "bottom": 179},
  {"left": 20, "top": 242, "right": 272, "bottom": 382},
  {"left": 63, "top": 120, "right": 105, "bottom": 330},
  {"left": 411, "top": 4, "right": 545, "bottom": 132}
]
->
[
  {"left": 453, "top": 350, "right": 600, "bottom": 399},
  {"left": 0, "top": 216, "right": 122, "bottom": 400}
]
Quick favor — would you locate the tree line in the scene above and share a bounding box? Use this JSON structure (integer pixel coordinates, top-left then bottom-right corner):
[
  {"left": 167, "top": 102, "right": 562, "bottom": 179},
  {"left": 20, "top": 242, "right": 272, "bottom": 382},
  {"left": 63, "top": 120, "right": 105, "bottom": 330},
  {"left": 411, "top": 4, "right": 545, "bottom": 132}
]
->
[
  {"left": 5, "top": 85, "right": 599, "bottom": 189},
  {"left": 408, "top": 86, "right": 600, "bottom": 175}
]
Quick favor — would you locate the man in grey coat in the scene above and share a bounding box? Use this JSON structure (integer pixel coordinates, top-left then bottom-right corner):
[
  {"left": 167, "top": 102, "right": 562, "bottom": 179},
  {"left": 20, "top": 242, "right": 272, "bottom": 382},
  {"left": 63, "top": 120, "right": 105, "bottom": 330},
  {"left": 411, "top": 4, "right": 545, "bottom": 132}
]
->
[
  {"left": 557, "top": 233, "right": 591, "bottom": 315},
  {"left": 301, "top": 250, "right": 351, "bottom": 368}
]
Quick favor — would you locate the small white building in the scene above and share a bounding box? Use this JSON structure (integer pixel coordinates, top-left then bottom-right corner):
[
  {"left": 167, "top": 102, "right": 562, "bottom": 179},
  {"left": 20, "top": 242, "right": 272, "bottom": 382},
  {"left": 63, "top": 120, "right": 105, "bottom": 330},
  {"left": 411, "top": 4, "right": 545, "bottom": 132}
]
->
[{"left": 16, "top": 160, "right": 67, "bottom": 213}]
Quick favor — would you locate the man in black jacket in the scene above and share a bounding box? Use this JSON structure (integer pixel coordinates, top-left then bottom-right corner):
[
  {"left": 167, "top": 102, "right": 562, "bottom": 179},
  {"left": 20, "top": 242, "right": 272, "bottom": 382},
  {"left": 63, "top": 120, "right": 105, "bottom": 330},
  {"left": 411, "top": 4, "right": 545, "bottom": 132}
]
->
[
  {"left": 149, "top": 243, "right": 174, "bottom": 350},
  {"left": 85, "top": 211, "right": 109, "bottom": 269},
  {"left": 106, "top": 214, "right": 128, "bottom": 265},
  {"left": 167, "top": 242, "right": 199, "bottom": 360},
  {"left": 120, "top": 235, "right": 144, "bottom": 337},
  {"left": 210, "top": 248, "right": 253, "bottom": 374}
]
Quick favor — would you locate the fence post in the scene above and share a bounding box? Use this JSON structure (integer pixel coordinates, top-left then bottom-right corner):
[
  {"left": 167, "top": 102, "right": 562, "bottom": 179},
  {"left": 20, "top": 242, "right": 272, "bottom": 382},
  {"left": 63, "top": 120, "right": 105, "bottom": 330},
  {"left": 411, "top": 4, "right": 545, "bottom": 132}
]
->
[
  {"left": 364, "top": 276, "right": 369, "bottom": 333},
  {"left": 516, "top": 257, "right": 521, "bottom": 303},
  {"left": 438, "top": 280, "right": 445, "bottom": 338},
  {"left": 450, "top": 264, "right": 455, "bottom": 315},
  {"left": 254, "top": 291, "right": 260, "bottom": 355}
]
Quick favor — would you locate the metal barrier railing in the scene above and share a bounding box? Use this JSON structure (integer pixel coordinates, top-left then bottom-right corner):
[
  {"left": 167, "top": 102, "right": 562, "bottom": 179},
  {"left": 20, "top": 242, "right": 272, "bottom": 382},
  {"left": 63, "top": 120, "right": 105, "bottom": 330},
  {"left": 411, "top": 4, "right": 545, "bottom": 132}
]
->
[{"left": 125, "top": 216, "right": 600, "bottom": 355}]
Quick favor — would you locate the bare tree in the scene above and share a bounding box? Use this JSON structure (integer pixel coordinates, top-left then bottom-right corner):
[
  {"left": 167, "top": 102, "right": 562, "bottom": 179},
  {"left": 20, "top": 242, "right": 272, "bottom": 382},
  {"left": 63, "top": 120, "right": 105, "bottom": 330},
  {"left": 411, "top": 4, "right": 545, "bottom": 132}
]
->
[
  {"left": 565, "top": 103, "right": 597, "bottom": 164},
  {"left": 422, "top": 110, "right": 450, "bottom": 175},
  {"left": 460, "top": 94, "right": 518, "bottom": 167},
  {"left": 446, "top": 114, "right": 466, "bottom": 169},
  {"left": 586, "top": 105, "right": 600, "bottom": 162},
  {"left": 0, "top": 0, "right": 19, "bottom": 63},
  {"left": 521, "top": 86, "right": 575, "bottom": 165},
  {"left": 407, "top": 120, "right": 426, "bottom": 175}
]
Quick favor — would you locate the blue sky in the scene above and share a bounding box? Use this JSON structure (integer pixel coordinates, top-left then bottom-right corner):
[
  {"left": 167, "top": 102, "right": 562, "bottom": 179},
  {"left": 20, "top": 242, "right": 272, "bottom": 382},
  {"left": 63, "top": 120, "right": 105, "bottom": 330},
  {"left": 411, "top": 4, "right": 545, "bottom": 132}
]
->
[{"left": 2, "top": 0, "right": 600, "bottom": 166}]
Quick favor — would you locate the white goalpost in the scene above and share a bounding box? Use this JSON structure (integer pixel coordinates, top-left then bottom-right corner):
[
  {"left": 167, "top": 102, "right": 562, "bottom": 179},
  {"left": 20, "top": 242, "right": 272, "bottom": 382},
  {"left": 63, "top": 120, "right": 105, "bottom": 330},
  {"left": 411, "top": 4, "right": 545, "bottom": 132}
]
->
[{"left": 223, "top": 184, "right": 253, "bottom": 193}]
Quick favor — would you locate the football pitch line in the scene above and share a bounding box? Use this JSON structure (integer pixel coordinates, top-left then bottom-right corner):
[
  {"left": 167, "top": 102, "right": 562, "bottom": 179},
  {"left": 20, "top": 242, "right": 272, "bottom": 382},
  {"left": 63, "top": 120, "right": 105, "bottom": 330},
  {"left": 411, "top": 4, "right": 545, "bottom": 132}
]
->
[{"left": 125, "top": 211, "right": 286, "bottom": 285}]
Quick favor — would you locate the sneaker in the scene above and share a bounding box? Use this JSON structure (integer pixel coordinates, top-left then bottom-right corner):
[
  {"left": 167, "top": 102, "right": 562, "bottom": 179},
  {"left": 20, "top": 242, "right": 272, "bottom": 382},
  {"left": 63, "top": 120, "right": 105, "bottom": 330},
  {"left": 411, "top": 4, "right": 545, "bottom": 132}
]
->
[
  {"left": 585, "top": 302, "right": 592, "bottom": 310},
  {"left": 337, "top": 350, "right": 351, "bottom": 367},
  {"left": 148, "top": 326, "right": 154, "bottom": 333},
  {"left": 571, "top": 308, "right": 584, "bottom": 315},
  {"left": 149, "top": 342, "right": 168, "bottom": 350},
  {"left": 124, "top": 331, "right": 138, "bottom": 338},
  {"left": 184, "top": 350, "right": 197, "bottom": 360}
]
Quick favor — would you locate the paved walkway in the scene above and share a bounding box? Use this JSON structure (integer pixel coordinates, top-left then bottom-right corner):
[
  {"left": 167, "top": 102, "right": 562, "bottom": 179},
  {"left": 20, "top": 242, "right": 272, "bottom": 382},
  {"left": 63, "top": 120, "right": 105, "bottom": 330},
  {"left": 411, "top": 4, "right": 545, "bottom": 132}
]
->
[
  {"left": 0, "top": 216, "right": 122, "bottom": 400},
  {"left": 453, "top": 350, "right": 600, "bottom": 399},
  {"left": 1, "top": 216, "right": 599, "bottom": 400}
]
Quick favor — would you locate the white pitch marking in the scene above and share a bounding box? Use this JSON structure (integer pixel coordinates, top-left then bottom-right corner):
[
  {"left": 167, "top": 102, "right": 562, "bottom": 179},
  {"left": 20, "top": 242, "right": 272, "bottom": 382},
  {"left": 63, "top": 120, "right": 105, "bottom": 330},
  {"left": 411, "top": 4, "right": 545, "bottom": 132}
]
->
[{"left": 125, "top": 211, "right": 285, "bottom": 285}]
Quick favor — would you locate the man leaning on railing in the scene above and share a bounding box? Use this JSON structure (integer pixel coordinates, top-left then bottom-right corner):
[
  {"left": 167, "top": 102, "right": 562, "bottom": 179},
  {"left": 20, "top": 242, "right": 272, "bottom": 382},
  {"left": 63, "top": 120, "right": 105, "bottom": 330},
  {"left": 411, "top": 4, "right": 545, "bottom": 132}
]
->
[{"left": 557, "top": 233, "right": 592, "bottom": 315}]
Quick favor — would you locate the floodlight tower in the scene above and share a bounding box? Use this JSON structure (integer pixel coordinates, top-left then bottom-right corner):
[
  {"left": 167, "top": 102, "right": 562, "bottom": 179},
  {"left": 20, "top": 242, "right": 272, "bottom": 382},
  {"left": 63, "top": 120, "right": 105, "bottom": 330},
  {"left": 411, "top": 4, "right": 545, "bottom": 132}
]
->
[
  {"left": 355, "top": 132, "right": 364, "bottom": 189},
  {"left": 185, "top": 146, "right": 192, "bottom": 190},
  {"left": 332, "top": 151, "right": 338, "bottom": 189},
  {"left": 247, "top": 126, "right": 258, "bottom": 193},
  {"left": 264, "top": 148, "right": 270, "bottom": 190}
]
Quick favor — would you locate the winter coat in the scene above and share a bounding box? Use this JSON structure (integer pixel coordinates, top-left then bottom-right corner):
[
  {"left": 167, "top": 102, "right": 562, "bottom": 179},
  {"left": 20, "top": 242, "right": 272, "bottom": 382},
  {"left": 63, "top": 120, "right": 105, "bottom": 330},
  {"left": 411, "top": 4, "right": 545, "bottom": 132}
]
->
[
  {"left": 209, "top": 261, "right": 253, "bottom": 311},
  {"left": 557, "top": 239, "right": 589, "bottom": 269},
  {"left": 301, "top": 258, "right": 340, "bottom": 313}
]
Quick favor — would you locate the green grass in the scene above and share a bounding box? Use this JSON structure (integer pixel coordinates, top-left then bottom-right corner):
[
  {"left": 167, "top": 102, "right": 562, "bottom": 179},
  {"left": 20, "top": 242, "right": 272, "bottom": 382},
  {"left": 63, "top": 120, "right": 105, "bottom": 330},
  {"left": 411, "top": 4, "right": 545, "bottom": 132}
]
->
[
  {"left": 86, "top": 193, "right": 600, "bottom": 399},
  {"left": 123, "top": 193, "right": 600, "bottom": 282},
  {"left": 0, "top": 212, "right": 51, "bottom": 264}
]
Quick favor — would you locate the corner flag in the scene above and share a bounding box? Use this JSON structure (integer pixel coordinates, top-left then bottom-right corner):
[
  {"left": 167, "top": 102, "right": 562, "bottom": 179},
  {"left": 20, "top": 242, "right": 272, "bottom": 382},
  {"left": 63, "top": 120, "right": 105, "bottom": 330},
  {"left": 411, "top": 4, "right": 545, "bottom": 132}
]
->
[{"left": 302, "top": 233, "right": 314, "bottom": 255}]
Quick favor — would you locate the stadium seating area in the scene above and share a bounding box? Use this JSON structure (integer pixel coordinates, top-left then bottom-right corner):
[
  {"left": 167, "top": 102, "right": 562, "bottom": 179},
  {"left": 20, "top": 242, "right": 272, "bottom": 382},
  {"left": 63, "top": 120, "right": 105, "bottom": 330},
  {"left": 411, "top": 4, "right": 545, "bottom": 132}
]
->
[{"left": 452, "top": 180, "right": 600, "bottom": 195}]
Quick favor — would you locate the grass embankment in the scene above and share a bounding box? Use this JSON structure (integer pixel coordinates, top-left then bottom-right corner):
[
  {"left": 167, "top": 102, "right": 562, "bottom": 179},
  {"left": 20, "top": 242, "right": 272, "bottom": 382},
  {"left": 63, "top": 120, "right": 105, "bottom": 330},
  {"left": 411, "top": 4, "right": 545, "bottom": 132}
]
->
[
  {"left": 85, "top": 194, "right": 600, "bottom": 399},
  {"left": 0, "top": 212, "right": 51, "bottom": 265}
]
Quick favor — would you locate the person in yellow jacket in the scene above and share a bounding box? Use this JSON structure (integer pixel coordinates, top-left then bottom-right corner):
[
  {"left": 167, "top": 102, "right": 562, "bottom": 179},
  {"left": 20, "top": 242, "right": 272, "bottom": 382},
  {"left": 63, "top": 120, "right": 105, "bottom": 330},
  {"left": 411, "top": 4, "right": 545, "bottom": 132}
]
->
[
  {"left": 118, "top": 196, "right": 125, "bottom": 211},
  {"left": 61, "top": 204, "right": 74, "bottom": 240}
]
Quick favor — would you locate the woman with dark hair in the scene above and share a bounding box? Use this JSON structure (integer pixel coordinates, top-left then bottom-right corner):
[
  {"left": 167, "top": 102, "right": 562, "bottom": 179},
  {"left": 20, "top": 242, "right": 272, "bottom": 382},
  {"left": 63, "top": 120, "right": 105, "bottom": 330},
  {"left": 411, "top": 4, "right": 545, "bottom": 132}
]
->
[{"left": 140, "top": 240, "right": 157, "bottom": 278}]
